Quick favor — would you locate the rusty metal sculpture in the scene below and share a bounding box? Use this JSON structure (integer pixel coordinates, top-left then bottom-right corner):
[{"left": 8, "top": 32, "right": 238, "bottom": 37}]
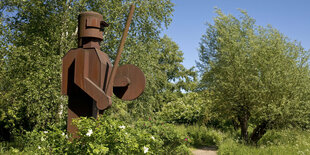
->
[{"left": 61, "top": 5, "right": 145, "bottom": 137}]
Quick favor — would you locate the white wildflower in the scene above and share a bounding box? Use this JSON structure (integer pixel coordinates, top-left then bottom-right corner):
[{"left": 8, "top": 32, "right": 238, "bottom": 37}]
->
[
  {"left": 143, "top": 146, "right": 149, "bottom": 153},
  {"left": 62, "top": 132, "right": 65, "bottom": 136},
  {"left": 119, "top": 125, "right": 126, "bottom": 129},
  {"left": 151, "top": 136, "right": 155, "bottom": 140},
  {"left": 43, "top": 131, "right": 48, "bottom": 134},
  {"left": 58, "top": 104, "right": 63, "bottom": 116},
  {"left": 38, "top": 146, "right": 41, "bottom": 149},
  {"left": 86, "top": 129, "right": 93, "bottom": 136}
]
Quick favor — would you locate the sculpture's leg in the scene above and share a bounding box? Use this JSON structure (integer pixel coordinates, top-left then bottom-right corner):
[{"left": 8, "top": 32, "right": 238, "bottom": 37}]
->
[{"left": 67, "top": 61, "right": 95, "bottom": 138}]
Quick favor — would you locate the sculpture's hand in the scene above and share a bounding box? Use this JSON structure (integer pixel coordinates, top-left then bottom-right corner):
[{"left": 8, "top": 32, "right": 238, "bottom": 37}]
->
[
  {"left": 83, "top": 78, "right": 111, "bottom": 110},
  {"left": 97, "top": 94, "right": 111, "bottom": 110}
]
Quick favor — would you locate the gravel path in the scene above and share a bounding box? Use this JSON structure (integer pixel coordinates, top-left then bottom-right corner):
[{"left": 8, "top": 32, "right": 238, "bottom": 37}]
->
[{"left": 191, "top": 147, "right": 217, "bottom": 155}]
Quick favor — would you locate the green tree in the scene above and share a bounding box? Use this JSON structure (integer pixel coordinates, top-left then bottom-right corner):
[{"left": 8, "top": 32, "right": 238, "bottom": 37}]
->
[
  {"left": 197, "top": 9, "right": 310, "bottom": 143},
  {"left": 0, "top": 0, "right": 74, "bottom": 140},
  {"left": 0, "top": 0, "right": 195, "bottom": 140},
  {"left": 119, "top": 35, "right": 196, "bottom": 118}
]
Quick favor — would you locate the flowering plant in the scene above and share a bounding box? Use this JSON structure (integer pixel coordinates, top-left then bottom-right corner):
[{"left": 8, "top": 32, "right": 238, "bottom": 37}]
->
[{"left": 19, "top": 115, "right": 191, "bottom": 154}]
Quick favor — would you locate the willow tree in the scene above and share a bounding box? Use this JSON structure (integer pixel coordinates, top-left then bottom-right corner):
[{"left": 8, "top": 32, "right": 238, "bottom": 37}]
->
[{"left": 197, "top": 9, "right": 310, "bottom": 143}]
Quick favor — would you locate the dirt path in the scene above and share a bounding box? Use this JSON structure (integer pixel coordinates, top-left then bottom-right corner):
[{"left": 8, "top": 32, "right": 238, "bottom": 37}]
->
[{"left": 191, "top": 147, "right": 217, "bottom": 155}]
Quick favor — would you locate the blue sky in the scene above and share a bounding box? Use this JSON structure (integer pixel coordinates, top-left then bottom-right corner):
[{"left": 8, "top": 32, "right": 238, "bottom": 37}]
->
[{"left": 161, "top": 0, "right": 310, "bottom": 69}]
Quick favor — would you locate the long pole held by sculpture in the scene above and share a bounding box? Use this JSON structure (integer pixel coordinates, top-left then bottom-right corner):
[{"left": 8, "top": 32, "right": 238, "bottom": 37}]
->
[{"left": 106, "top": 4, "right": 135, "bottom": 96}]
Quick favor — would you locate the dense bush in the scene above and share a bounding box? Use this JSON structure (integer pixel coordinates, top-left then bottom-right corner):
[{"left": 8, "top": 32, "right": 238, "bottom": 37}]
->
[
  {"left": 2, "top": 116, "right": 191, "bottom": 154},
  {"left": 257, "top": 129, "right": 298, "bottom": 146},
  {"left": 158, "top": 92, "right": 211, "bottom": 124},
  {"left": 133, "top": 119, "right": 191, "bottom": 154},
  {"left": 186, "top": 125, "right": 224, "bottom": 147}
]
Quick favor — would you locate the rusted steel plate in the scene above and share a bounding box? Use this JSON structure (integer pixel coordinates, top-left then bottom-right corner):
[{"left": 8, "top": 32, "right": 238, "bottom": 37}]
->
[
  {"left": 113, "top": 64, "right": 145, "bottom": 100},
  {"left": 78, "top": 11, "right": 108, "bottom": 48}
]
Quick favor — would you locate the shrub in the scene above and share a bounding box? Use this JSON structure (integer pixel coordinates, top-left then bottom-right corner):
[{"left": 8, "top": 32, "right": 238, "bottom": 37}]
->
[
  {"left": 71, "top": 116, "right": 166, "bottom": 154},
  {"left": 134, "top": 119, "right": 191, "bottom": 154},
  {"left": 257, "top": 129, "right": 298, "bottom": 146},
  {"left": 8, "top": 116, "right": 191, "bottom": 154},
  {"left": 158, "top": 92, "right": 211, "bottom": 124},
  {"left": 20, "top": 125, "right": 70, "bottom": 154},
  {"left": 186, "top": 125, "right": 224, "bottom": 147}
]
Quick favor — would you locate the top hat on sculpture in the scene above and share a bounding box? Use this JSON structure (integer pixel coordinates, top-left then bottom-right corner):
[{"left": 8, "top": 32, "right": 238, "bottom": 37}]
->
[{"left": 61, "top": 5, "right": 145, "bottom": 137}]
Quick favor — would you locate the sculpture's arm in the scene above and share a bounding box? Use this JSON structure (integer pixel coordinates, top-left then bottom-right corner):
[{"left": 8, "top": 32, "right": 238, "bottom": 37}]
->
[
  {"left": 73, "top": 50, "right": 111, "bottom": 110},
  {"left": 61, "top": 50, "right": 77, "bottom": 95},
  {"left": 63, "top": 49, "right": 111, "bottom": 110},
  {"left": 83, "top": 78, "right": 112, "bottom": 110}
]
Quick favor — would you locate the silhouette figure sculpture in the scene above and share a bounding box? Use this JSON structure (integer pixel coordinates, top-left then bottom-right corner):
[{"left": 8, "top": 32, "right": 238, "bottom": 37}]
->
[{"left": 61, "top": 10, "right": 145, "bottom": 137}]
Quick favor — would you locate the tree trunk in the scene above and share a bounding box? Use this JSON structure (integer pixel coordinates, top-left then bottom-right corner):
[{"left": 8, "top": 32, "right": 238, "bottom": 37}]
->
[
  {"left": 232, "top": 118, "right": 239, "bottom": 131},
  {"left": 250, "top": 121, "right": 268, "bottom": 144},
  {"left": 239, "top": 114, "right": 249, "bottom": 143}
]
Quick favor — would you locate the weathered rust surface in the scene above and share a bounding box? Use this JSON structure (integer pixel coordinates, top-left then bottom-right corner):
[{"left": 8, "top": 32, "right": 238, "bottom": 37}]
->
[
  {"left": 61, "top": 7, "right": 145, "bottom": 138},
  {"left": 113, "top": 64, "right": 145, "bottom": 100},
  {"left": 62, "top": 48, "right": 112, "bottom": 110},
  {"left": 78, "top": 11, "right": 108, "bottom": 48},
  {"left": 62, "top": 48, "right": 112, "bottom": 137}
]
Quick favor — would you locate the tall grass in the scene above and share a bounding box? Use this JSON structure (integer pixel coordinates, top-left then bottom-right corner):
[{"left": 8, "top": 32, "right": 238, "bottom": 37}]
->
[
  {"left": 218, "top": 129, "right": 310, "bottom": 155},
  {"left": 186, "top": 124, "right": 224, "bottom": 147}
]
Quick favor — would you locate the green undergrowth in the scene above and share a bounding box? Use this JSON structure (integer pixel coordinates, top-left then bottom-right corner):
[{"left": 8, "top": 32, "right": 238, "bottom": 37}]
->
[
  {"left": 1, "top": 121, "right": 309, "bottom": 155},
  {"left": 218, "top": 129, "right": 310, "bottom": 155},
  {"left": 0, "top": 120, "right": 225, "bottom": 154},
  {"left": 186, "top": 124, "right": 224, "bottom": 147},
  {"left": 0, "top": 116, "right": 192, "bottom": 155}
]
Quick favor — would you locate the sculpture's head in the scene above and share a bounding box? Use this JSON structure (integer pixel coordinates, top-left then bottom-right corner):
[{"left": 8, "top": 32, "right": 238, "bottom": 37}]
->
[{"left": 78, "top": 11, "right": 109, "bottom": 48}]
